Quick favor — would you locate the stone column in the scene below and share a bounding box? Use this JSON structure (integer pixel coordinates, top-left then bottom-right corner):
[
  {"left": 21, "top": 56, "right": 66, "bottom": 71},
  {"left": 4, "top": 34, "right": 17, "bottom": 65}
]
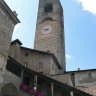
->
[
  {"left": 51, "top": 83, "right": 54, "bottom": 96},
  {"left": 70, "top": 91, "right": 73, "bottom": 96},
  {"left": 34, "top": 75, "right": 37, "bottom": 92}
]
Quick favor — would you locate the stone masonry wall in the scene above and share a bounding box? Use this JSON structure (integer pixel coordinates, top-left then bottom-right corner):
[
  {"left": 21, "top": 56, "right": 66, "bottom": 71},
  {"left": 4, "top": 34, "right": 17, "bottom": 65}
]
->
[{"left": 0, "top": 6, "right": 15, "bottom": 83}]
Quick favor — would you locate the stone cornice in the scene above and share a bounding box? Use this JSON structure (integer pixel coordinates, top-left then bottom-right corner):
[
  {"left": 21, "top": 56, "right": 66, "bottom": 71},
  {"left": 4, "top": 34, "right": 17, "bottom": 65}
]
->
[{"left": 0, "top": 0, "right": 20, "bottom": 25}]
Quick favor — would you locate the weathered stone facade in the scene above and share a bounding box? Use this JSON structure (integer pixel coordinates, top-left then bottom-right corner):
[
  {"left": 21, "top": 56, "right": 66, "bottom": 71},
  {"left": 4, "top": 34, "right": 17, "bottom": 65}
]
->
[
  {"left": 2, "top": 57, "right": 91, "bottom": 96},
  {"left": 65, "top": 70, "right": 96, "bottom": 96},
  {"left": 74, "top": 70, "right": 96, "bottom": 96},
  {"left": 9, "top": 39, "right": 61, "bottom": 75},
  {"left": 34, "top": 0, "right": 66, "bottom": 72},
  {"left": 0, "top": 0, "right": 20, "bottom": 84},
  {"left": 51, "top": 74, "right": 73, "bottom": 86}
]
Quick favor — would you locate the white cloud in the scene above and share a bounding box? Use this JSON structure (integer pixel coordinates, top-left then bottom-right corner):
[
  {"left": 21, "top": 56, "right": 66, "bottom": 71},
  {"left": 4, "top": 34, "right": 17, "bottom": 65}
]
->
[
  {"left": 66, "top": 54, "right": 72, "bottom": 60},
  {"left": 75, "top": 0, "right": 96, "bottom": 15}
]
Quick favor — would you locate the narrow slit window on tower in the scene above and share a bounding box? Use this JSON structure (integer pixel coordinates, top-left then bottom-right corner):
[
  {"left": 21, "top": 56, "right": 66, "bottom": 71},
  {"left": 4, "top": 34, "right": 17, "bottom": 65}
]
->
[{"left": 44, "top": 3, "right": 53, "bottom": 13}]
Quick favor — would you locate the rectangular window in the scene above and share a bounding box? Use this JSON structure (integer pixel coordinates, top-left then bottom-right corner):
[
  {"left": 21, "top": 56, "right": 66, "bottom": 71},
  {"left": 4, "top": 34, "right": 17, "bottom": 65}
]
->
[
  {"left": 38, "top": 62, "right": 43, "bottom": 70},
  {"left": 25, "top": 52, "right": 28, "bottom": 56}
]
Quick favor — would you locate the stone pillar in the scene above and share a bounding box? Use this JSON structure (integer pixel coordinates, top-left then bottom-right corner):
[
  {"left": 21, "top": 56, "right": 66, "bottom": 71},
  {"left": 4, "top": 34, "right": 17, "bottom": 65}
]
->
[
  {"left": 51, "top": 83, "right": 54, "bottom": 96},
  {"left": 34, "top": 75, "right": 37, "bottom": 92},
  {"left": 70, "top": 91, "right": 73, "bottom": 96}
]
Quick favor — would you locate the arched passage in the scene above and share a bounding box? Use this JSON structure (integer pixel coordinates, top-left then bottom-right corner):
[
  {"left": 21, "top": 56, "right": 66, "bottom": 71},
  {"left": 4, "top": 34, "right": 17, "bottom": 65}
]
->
[{"left": 1, "top": 83, "right": 20, "bottom": 96}]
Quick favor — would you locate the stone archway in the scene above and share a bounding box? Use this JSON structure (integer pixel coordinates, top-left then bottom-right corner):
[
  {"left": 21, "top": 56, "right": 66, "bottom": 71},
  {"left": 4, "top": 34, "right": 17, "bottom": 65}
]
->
[{"left": 1, "top": 83, "right": 20, "bottom": 96}]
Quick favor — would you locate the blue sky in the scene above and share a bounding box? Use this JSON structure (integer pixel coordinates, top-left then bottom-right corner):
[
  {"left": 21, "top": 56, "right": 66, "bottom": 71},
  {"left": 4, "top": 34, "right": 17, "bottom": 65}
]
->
[{"left": 5, "top": 0, "right": 96, "bottom": 71}]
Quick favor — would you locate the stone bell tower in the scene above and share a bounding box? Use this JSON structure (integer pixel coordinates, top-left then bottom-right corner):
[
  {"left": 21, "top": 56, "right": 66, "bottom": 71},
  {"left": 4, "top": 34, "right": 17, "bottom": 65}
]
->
[{"left": 34, "top": 0, "right": 66, "bottom": 72}]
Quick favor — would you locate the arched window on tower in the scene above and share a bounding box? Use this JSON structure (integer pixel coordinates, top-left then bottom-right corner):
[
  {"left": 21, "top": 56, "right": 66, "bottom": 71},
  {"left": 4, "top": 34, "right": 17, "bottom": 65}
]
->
[{"left": 44, "top": 3, "right": 53, "bottom": 13}]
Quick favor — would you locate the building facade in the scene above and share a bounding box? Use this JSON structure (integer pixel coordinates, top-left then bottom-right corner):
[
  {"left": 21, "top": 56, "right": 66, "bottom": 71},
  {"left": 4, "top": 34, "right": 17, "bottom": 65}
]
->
[
  {"left": 9, "top": 39, "right": 61, "bottom": 76},
  {"left": 34, "top": 0, "right": 66, "bottom": 72},
  {"left": 51, "top": 69, "right": 96, "bottom": 96},
  {"left": 0, "top": 56, "right": 91, "bottom": 96},
  {"left": 0, "top": 0, "right": 20, "bottom": 84}
]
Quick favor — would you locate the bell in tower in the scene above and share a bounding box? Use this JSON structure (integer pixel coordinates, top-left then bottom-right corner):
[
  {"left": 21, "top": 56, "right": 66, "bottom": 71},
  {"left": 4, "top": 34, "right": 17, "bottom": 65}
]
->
[{"left": 34, "top": 0, "right": 66, "bottom": 72}]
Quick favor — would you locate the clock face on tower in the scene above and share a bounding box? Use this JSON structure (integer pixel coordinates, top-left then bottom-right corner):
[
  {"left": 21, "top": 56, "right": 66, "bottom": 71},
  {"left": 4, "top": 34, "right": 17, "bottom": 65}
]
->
[{"left": 41, "top": 25, "right": 52, "bottom": 34}]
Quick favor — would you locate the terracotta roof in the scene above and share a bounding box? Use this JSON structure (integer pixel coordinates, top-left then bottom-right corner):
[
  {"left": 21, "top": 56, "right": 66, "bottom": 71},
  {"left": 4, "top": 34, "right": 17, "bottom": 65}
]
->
[{"left": 77, "top": 86, "right": 96, "bottom": 96}]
